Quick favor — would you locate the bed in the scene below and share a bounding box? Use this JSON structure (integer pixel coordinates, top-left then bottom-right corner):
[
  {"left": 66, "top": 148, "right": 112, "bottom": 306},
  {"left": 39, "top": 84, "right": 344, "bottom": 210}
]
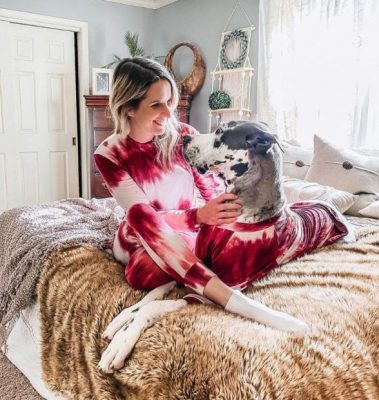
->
[
  {"left": 2, "top": 133, "right": 379, "bottom": 399},
  {"left": 1, "top": 196, "right": 379, "bottom": 400}
]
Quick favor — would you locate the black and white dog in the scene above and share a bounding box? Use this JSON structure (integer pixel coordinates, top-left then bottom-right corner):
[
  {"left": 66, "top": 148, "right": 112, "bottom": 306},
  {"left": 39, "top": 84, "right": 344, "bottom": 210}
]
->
[{"left": 98, "top": 121, "right": 353, "bottom": 373}]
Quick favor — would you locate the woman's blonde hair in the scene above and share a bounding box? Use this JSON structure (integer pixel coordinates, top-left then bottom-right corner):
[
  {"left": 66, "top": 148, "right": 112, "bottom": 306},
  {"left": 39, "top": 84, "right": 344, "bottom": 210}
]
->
[{"left": 109, "top": 57, "right": 180, "bottom": 168}]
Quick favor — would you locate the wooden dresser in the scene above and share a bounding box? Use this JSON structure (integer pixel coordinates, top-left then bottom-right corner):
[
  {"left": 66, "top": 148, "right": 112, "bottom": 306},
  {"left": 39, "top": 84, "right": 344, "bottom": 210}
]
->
[
  {"left": 84, "top": 94, "right": 191, "bottom": 198},
  {"left": 84, "top": 95, "right": 112, "bottom": 198}
]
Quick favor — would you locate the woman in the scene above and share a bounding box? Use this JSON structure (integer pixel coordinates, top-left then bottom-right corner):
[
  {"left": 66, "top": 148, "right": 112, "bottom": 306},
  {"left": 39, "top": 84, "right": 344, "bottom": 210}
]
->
[{"left": 94, "top": 57, "right": 308, "bottom": 334}]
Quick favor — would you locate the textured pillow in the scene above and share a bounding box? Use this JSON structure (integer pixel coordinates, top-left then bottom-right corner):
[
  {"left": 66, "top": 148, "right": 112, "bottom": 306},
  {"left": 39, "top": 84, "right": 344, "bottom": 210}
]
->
[
  {"left": 359, "top": 200, "right": 379, "bottom": 218},
  {"left": 283, "top": 178, "right": 357, "bottom": 213},
  {"left": 345, "top": 193, "right": 379, "bottom": 216},
  {"left": 305, "top": 135, "right": 379, "bottom": 194},
  {"left": 282, "top": 142, "right": 313, "bottom": 180}
]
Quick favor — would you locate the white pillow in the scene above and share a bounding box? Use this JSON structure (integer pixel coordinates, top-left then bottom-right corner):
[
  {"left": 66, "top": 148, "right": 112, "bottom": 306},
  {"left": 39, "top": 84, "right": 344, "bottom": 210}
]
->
[
  {"left": 283, "top": 178, "right": 357, "bottom": 213},
  {"left": 305, "top": 135, "right": 379, "bottom": 194},
  {"left": 282, "top": 142, "right": 313, "bottom": 180},
  {"left": 345, "top": 193, "right": 379, "bottom": 216},
  {"left": 359, "top": 200, "right": 379, "bottom": 218}
]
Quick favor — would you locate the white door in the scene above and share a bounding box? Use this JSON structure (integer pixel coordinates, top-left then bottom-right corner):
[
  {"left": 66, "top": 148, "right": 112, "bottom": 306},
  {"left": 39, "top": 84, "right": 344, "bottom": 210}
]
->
[{"left": 0, "top": 21, "right": 79, "bottom": 212}]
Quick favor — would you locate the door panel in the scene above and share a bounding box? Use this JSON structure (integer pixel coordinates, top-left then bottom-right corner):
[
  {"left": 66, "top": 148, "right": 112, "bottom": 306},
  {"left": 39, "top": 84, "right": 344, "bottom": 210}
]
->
[{"left": 0, "top": 21, "right": 79, "bottom": 212}]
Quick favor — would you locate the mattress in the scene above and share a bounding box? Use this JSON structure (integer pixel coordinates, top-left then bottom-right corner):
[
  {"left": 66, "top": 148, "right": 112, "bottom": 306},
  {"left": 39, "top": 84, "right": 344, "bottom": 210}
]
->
[{"left": 5, "top": 301, "right": 65, "bottom": 400}]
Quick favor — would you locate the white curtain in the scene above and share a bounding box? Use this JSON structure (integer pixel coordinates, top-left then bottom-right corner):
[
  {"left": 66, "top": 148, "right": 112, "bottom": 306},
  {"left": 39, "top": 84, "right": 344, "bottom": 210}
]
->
[{"left": 257, "top": 0, "right": 379, "bottom": 148}]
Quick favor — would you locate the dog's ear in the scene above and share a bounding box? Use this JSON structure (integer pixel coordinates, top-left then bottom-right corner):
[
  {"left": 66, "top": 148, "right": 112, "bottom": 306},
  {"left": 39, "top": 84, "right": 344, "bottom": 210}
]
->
[
  {"left": 257, "top": 121, "right": 270, "bottom": 129},
  {"left": 227, "top": 120, "right": 249, "bottom": 129},
  {"left": 214, "top": 122, "right": 229, "bottom": 133},
  {"left": 215, "top": 120, "right": 248, "bottom": 134}
]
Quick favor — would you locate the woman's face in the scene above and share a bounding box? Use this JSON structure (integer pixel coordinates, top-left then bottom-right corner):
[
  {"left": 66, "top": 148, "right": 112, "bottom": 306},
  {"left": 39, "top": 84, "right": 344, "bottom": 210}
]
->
[{"left": 128, "top": 79, "right": 173, "bottom": 143}]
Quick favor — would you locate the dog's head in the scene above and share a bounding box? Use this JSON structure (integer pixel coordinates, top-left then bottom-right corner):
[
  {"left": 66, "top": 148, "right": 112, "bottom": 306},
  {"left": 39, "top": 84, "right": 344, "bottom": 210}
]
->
[
  {"left": 183, "top": 121, "right": 282, "bottom": 186},
  {"left": 183, "top": 121, "right": 285, "bottom": 222}
]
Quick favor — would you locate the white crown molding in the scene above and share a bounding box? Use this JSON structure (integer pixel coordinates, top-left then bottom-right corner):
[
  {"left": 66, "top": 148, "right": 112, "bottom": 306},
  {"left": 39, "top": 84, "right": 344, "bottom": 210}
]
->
[{"left": 104, "top": 0, "right": 178, "bottom": 9}]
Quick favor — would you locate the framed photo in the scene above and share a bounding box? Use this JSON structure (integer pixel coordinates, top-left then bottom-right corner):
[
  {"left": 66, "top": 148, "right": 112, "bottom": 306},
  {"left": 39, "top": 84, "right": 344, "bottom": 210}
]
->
[{"left": 92, "top": 68, "right": 113, "bottom": 95}]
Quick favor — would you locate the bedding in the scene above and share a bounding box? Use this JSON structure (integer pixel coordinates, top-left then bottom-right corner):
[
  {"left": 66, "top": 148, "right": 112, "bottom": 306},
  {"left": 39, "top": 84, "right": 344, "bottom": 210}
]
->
[
  {"left": 282, "top": 142, "right": 313, "bottom": 179},
  {"left": 346, "top": 193, "right": 379, "bottom": 217},
  {"left": 359, "top": 200, "right": 379, "bottom": 219},
  {"left": 283, "top": 178, "right": 356, "bottom": 213},
  {"left": 1, "top": 198, "right": 378, "bottom": 399},
  {"left": 0, "top": 198, "right": 122, "bottom": 348},
  {"left": 283, "top": 137, "right": 379, "bottom": 217},
  {"left": 304, "top": 135, "right": 379, "bottom": 195}
]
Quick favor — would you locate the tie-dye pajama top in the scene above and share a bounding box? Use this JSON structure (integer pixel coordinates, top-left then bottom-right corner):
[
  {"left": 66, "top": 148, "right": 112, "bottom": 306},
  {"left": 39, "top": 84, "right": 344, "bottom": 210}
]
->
[{"left": 94, "top": 123, "right": 223, "bottom": 294}]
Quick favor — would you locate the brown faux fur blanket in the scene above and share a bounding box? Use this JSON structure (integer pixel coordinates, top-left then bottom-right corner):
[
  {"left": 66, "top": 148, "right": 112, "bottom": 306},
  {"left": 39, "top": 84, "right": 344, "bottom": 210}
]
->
[{"left": 37, "top": 226, "right": 379, "bottom": 400}]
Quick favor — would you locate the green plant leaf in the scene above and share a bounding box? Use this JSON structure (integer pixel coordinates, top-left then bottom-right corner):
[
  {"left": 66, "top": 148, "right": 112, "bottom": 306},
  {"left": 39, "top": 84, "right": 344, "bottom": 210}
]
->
[{"left": 124, "top": 31, "right": 145, "bottom": 57}]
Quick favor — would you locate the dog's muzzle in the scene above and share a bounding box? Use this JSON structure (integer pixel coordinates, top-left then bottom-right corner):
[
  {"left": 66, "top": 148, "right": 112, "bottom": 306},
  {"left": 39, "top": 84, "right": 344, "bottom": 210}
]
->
[{"left": 182, "top": 135, "right": 207, "bottom": 174}]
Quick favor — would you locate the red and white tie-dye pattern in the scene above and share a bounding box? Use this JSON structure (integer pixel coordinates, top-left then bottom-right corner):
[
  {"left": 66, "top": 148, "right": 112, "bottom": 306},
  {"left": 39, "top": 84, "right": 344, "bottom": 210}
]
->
[
  {"left": 94, "top": 123, "right": 222, "bottom": 294},
  {"left": 95, "top": 122, "right": 348, "bottom": 295},
  {"left": 195, "top": 201, "right": 348, "bottom": 290}
]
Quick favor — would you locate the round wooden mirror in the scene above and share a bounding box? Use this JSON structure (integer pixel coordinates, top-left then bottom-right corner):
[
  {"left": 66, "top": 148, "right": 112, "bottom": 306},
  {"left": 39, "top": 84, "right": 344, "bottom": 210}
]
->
[{"left": 164, "top": 43, "right": 206, "bottom": 96}]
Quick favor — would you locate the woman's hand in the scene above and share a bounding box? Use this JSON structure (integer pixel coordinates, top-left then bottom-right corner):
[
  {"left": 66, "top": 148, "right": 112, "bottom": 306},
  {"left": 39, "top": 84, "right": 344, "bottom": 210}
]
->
[{"left": 196, "top": 193, "right": 242, "bottom": 225}]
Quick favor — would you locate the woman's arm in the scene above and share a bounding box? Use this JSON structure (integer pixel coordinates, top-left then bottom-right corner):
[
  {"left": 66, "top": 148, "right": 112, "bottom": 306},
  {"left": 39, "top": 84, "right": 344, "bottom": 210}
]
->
[
  {"left": 94, "top": 153, "right": 149, "bottom": 210},
  {"left": 179, "top": 123, "right": 242, "bottom": 225},
  {"left": 94, "top": 153, "right": 238, "bottom": 231}
]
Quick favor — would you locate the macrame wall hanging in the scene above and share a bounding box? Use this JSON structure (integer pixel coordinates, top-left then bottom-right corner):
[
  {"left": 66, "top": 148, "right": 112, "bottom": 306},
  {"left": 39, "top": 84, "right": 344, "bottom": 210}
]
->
[{"left": 208, "top": 0, "right": 255, "bottom": 132}]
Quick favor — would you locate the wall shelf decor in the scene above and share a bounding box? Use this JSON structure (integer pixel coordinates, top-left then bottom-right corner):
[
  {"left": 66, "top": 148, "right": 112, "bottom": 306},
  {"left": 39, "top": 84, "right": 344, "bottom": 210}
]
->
[
  {"left": 209, "top": 90, "right": 231, "bottom": 110},
  {"left": 208, "top": 1, "right": 255, "bottom": 132}
]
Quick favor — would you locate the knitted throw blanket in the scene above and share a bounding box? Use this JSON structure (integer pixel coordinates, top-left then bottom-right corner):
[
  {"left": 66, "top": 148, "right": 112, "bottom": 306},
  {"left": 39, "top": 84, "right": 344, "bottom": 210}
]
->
[{"left": 0, "top": 197, "right": 123, "bottom": 348}]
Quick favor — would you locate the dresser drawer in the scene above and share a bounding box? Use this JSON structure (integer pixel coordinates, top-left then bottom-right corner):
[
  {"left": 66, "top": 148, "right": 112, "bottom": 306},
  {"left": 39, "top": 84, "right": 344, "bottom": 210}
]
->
[
  {"left": 93, "top": 109, "right": 113, "bottom": 129},
  {"left": 90, "top": 174, "right": 111, "bottom": 198},
  {"left": 94, "top": 129, "right": 113, "bottom": 148},
  {"left": 85, "top": 95, "right": 114, "bottom": 199}
]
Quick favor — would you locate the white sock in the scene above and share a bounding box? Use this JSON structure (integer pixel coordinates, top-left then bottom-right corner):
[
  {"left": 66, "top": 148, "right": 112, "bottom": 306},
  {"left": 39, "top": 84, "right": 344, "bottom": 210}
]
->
[{"left": 225, "top": 290, "right": 310, "bottom": 336}]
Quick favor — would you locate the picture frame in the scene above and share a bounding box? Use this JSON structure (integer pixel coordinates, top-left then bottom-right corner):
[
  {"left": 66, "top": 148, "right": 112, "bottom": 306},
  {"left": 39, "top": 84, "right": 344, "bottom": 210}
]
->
[{"left": 92, "top": 68, "right": 113, "bottom": 95}]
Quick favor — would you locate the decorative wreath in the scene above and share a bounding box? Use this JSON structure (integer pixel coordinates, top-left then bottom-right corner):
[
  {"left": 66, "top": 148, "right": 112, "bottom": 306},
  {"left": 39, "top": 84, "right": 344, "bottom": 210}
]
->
[
  {"left": 220, "top": 29, "right": 248, "bottom": 69},
  {"left": 164, "top": 42, "right": 206, "bottom": 96},
  {"left": 209, "top": 90, "right": 231, "bottom": 110}
]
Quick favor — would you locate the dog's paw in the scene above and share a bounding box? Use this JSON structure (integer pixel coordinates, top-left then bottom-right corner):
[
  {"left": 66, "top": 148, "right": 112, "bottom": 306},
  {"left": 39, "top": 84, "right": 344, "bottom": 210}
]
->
[
  {"left": 102, "top": 281, "right": 177, "bottom": 340},
  {"left": 99, "top": 298, "right": 187, "bottom": 374},
  {"left": 102, "top": 306, "right": 139, "bottom": 340},
  {"left": 98, "top": 321, "right": 143, "bottom": 373}
]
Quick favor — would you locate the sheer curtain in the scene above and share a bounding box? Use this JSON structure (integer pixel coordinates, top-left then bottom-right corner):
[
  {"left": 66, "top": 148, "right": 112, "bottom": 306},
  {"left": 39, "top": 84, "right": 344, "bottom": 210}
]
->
[{"left": 257, "top": 0, "right": 379, "bottom": 148}]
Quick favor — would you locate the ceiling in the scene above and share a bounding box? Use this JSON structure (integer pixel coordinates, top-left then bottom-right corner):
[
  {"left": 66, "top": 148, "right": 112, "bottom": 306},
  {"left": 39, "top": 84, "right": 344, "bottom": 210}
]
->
[{"left": 104, "top": 0, "right": 179, "bottom": 9}]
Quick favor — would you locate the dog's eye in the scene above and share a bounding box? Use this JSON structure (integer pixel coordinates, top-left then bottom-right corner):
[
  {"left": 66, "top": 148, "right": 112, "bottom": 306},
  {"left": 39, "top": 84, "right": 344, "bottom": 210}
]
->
[{"left": 214, "top": 160, "right": 226, "bottom": 165}]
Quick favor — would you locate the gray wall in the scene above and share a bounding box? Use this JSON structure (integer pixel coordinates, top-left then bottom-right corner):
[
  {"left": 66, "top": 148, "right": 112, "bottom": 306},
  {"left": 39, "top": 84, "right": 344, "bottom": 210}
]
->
[
  {"left": 0, "top": 0, "right": 154, "bottom": 69},
  {"left": 153, "top": 0, "right": 259, "bottom": 132},
  {"left": 0, "top": 0, "right": 259, "bottom": 133}
]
